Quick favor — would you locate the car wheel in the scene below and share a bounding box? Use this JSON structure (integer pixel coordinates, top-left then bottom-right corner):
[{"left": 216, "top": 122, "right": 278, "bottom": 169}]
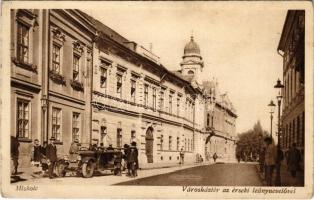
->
[
  {"left": 56, "top": 161, "right": 66, "bottom": 177},
  {"left": 82, "top": 161, "right": 94, "bottom": 178}
]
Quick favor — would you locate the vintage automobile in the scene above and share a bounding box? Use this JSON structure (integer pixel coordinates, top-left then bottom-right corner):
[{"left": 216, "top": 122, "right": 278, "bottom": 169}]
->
[{"left": 55, "top": 146, "right": 123, "bottom": 178}]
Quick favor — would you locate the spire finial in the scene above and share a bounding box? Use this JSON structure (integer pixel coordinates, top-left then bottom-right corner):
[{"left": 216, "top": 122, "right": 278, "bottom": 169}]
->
[{"left": 191, "top": 30, "right": 194, "bottom": 41}]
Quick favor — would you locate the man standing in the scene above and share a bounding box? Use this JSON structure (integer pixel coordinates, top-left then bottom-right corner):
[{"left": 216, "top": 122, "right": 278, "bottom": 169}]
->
[
  {"left": 40, "top": 141, "right": 48, "bottom": 173},
  {"left": 179, "top": 148, "right": 185, "bottom": 165},
  {"left": 213, "top": 152, "right": 218, "bottom": 163},
  {"left": 127, "top": 142, "right": 139, "bottom": 177},
  {"left": 11, "top": 136, "right": 20, "bottom": 175},
  {"left": 264, "top": 137, "right": 277, "bottom": 186},
  {"left": 46, "top": 137, "right": 57, "bottom": 179},
  {"left": 287, "top": 143, "right": 301, "bottom": 178},
  {"left": 123, "top": 144, "right": 130, "bottom": 176}
]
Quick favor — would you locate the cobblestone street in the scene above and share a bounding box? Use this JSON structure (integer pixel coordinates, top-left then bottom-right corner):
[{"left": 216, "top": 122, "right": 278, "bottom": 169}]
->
[{"left": 116, "top": 163, "right": 263, "bottom": 186}]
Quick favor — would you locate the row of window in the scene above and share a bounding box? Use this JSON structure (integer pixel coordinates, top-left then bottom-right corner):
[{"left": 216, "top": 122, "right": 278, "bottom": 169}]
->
[
  {"left": 159, "top": 135, "right": 193, "bottom": 152},
  {"left": 99, "top": 63, "right": 194, "bottom": 119},
  {"left": 52, "top": 43, "right": 90, "bottom": 82},
  {"left": 51, "top": 107, "right": 81, "bottom": 142},
  {"left": 99, "top": 126, "right": 136, "bottom": 148},
  {"left": 98, "top": 126, "right": 194, "bottom": 152},
  {"left": 16, "top": 98, "right": 81, "bottom": 141},
  {"left": 281, "top": 112, "right": 305, "bottom": 149},
  {"left": 283, "top": 66, "right": 304, "bottom": 108},
  {"left": 16, "top": 21, "right": 92, "bottom": 84}
]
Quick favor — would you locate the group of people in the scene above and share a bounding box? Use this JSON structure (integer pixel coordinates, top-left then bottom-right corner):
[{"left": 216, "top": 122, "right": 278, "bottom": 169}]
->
[
  {"left": 32, "top": 137, "right": 58, "bottom": 179},
  {"left": 11, "top": 136, "right": 58, "bottom": 179},
  {"left": 122, "top": 142, "right": 139, "bottom": 177},
  {"left": 260, "top": 137, "right": 302, "bottom": 186},
  {"left": 11, "top": 135, "right": 141, "bottom": 179}
]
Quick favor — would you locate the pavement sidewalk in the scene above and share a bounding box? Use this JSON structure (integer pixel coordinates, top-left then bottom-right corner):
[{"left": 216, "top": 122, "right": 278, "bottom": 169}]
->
[
  {"left": 280, "top": 162, "right": 304, "bottom": 186},
  {"left": 256, "top": 162, "right": 304, "bottom": 186},
  {"left": 11, "top": 161, "right": 209, "bottom": 185}
]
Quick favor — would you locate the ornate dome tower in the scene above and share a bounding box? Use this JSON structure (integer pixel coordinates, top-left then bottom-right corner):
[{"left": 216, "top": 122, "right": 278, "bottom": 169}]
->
[{"left": 181, "top": 36, "right": 204, "bottom": 84}]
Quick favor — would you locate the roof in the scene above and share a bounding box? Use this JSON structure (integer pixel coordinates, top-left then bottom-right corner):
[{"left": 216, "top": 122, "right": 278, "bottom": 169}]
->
[
  {"left": 171, "top": 70, "right": 194, "bottom": 83},
  {"left": 277, "top": 10, "right": 304, "bottom": 51},
  {"left": 78, "top": 10, "right": 204, "bottom": 96},
  {"left": 78, "top": 11, "right": 130, "bottom": 46}
]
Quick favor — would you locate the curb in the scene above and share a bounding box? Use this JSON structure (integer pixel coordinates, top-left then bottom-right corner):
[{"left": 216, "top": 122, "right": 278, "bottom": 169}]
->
[{"left": 139, "top": 162, "right": 210, "bottom": 170}]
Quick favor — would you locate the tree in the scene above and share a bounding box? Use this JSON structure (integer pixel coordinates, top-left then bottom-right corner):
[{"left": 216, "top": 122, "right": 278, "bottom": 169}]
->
[{"left": 236, "top": 120, "right": 269, "bottom": 161}]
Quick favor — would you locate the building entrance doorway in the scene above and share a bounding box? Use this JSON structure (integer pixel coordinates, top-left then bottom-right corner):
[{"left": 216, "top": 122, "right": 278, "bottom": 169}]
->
[{"left": 145, "top": 127, "right": 154, "bottom": 163}]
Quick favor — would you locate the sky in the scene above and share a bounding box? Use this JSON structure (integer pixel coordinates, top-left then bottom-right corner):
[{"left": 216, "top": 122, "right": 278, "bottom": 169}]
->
[{"left": 83, "top": 2, "right": 287, "bottom": 134}]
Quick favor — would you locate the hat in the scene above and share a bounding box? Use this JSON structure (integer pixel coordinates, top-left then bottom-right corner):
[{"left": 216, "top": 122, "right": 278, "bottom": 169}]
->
[
  {"left": 50, "top": 137, "right": 56, "bottom": 141},
  {"left": 131, "top": 141, "right": 137, "bottom": 146},
  {"left": 74, "top": 138, "right": 79, "bottom": 143}
]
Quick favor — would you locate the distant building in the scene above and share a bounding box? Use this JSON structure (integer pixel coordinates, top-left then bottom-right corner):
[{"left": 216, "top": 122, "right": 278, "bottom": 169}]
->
[
  {"left": 277, "top": 10, "right": 305, "bottom": 162},
  {"left": 203, "top": 81, "right": 237, "bottom": 162}
]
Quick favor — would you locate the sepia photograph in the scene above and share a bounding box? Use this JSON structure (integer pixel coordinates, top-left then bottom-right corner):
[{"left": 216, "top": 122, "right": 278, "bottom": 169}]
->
[{"left": 1, "top": 1, "right": 313, "bottom": 199}]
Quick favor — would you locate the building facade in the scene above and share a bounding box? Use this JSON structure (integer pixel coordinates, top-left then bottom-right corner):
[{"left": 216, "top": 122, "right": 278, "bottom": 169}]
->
[
  {"left": 10, "top": 9, "right": 96, "bottom": 167},
  {"left": 10, "top": 9, "right": 237, "bottom": 167},
  {"left": 203, "top": 81, "right": 237, "bottom": 162},
  {"left": 277, "top": 10, "right": 305, "bottom": 164}
]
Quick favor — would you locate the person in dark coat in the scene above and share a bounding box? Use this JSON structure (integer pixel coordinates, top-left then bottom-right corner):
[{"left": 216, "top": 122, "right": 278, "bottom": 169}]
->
[
  {"left": 41, "top": 141, "right": 48, "bottom": 156},
  {"left": 287, "top": 143, "right": 301, "bottom": 178},
  {"left": 11, "top": 136, "right": 20, "bottom": 175},
  {"left": 127, "top": 142, "right": 138, "bottom": 177},
  {"left": 123, "top": 144, "right": 130, "bottom": 175},
  {"left": 179, "top": 148, "right": 185, "bottom": 164},
  {"left": 40, "top": 141, "right": 48, "bottom": 172},
  {"left": 213, "top": 153, "right": 218, "bottom": 163},
  {"left": 31, "top": 139, "right": 42, "bottom": 167},
  {"left": 46, "top": 137, "right": 57, "bottom": 179}
]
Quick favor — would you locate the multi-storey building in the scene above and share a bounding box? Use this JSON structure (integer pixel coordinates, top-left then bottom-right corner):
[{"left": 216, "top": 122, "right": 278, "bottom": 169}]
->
[
  {"left": 10, "top": 9, "right": 237, "bottom": 167},
  {"left": 10, "top": 9, "right": 96, "bottom": 167},
  {"left": 11, "top": 9, "right": 43, "bottom": 167},
  {"left": 277, "top": 10, "right": 305, "bottom": 164},
  {"left": 84, "top": 13, "right": 206, "bottom": 164}
]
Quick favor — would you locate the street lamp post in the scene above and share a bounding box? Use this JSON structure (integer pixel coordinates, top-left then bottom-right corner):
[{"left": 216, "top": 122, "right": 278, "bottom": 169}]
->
[
  {"left": 274, "top": 78, "right": 284, "bottom": 186},
  {"left": 268, "top": 100, "right": 276, "bottom": 138}
]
